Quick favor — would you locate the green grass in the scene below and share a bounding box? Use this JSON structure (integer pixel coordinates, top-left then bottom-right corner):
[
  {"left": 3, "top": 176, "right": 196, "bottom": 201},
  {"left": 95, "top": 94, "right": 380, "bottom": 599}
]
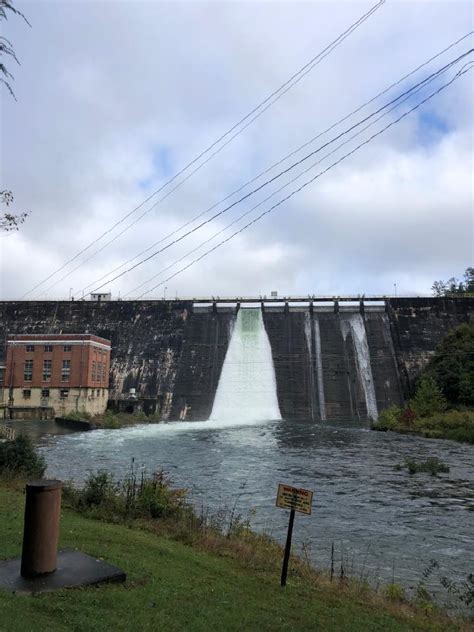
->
[
  {"left": 0, "top": 486, "right": 468, "bottom": 632},
  {"left": 395, "top": 457, "right": 450, "bottom": 476}
]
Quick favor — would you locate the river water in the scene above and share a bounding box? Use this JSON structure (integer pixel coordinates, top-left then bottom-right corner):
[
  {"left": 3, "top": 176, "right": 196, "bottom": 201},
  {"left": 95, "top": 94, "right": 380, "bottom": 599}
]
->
[{"left": 34, "top": 418, "right": 473, "bottom": 600}]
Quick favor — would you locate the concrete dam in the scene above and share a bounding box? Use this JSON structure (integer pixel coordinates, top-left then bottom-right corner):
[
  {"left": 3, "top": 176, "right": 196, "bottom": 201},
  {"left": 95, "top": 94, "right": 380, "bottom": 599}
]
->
[{"left": 0, "top": 297, "right": 472, "bottom": 422}]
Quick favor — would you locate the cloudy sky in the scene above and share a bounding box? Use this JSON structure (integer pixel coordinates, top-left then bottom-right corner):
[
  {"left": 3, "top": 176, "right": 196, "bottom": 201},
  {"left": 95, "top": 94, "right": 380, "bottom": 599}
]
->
[{"left": 1, "top": 0, "right": 472, "bottom": 300}]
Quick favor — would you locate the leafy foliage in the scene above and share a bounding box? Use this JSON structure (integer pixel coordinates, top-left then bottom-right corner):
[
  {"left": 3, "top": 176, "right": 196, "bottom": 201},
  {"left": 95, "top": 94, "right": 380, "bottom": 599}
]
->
[
  {"left": 0, "top": 434, "right": 46, "bottom": 478},
  {"left": 0, "top": 0, "right": 30, "bottom": 99},
  {"left": 431, "top": 267, "right": 474, "bottom": 296},
  {"left": 0, "top": 189, "right": 28, "bottom": 232},
  {"left": 395, "top": 457, "right": 450, "bottom": 476},
  {"left": 424, "top": 322, "right": 474, "bottom": 407},
  {"left": 409, "top": 377, "right": 447, "bottom": 418},
  {"left": 63, "top": 466, "right": 189, "bottom": 522}
]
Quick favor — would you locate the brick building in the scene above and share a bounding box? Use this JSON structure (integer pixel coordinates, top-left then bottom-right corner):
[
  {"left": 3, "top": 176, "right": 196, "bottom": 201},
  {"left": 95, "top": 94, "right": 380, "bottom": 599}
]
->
[{"left": 2, "top": 334, "right": 111, "bottom": 417}]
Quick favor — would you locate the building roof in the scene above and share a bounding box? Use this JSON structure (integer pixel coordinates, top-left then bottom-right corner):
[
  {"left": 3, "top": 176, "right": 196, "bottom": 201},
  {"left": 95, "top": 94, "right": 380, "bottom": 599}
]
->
[{"left": 7, "top": 334, "right": 111, "bottom": 346}]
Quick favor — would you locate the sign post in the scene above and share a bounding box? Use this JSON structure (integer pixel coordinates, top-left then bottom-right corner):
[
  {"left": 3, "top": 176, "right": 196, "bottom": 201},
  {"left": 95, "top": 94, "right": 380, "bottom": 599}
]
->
[{"left": 276, "top": 484, "right": 313, "bottom": 587}]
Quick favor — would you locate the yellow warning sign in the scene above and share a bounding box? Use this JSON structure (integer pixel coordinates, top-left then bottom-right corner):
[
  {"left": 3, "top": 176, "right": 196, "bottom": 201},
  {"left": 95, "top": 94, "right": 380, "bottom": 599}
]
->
[{"left": 276, "top": 484, "right": 313, "bottom": 515}]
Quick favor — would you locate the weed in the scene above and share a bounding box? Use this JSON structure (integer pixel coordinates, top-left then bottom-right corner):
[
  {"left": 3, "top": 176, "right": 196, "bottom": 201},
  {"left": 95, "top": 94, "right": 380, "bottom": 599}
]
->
[{"left": 0, "top": 434, "right": 46, "bottom": 478}]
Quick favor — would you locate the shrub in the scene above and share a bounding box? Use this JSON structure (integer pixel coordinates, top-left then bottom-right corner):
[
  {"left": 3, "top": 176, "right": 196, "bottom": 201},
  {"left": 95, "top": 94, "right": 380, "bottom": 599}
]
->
[
  {"left": 383, "top": 583, "right": 406, "bottom": 602},
  {"left": 402, "top": 457, "right": 450, "bottom": 476},
  {"left": 0, "top": 434, "right": 46, "bottom": 478},
  {"left": 410, "top": 377, "right": 447, "bottom": 418},
  {"left": 372, "top": 405, "right": 402, "bottom": 430},
  {"left": 63, "top": 466, "right": 189, "bottom": 522}
]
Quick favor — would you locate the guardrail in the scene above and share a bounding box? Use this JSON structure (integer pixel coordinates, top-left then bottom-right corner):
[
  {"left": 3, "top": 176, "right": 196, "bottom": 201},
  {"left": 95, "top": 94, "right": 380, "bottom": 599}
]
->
[{"left": 0, "top": 424, "right": 16, "bottom": 441}]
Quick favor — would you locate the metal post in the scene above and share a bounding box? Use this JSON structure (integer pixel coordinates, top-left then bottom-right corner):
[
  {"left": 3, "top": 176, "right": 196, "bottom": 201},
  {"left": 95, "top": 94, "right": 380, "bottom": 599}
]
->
[
  {"left": 21, "top": 480, "right": 62, "bottom": 578},
  {"left": 280, "top": 509, "right": 295, "bottom": 587}
]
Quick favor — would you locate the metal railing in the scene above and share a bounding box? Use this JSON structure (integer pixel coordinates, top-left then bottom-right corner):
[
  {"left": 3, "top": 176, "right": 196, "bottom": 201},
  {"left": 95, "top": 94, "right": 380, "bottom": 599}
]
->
[{"left": 0, "top": 424, "right": 16, "bottom": 441}]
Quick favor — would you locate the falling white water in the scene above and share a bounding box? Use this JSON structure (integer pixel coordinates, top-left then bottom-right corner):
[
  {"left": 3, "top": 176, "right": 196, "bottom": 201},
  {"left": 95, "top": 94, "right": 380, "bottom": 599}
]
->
[
  {"left": 313, "top": 314, "right": 327, "bottom": 421},
  {"left": 341, "top": 313, "right": 378, "bottom": 421},
  {"left": 210, "top": 308, "right": 281, "bottom": 422},
  {"left": 304, "top": 313, "right": 326, "bottom": 421}
]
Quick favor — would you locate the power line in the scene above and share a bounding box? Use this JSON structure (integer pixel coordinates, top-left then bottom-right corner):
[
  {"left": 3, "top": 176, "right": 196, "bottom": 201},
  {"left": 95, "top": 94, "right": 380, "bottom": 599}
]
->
[
  {"left": 126, "top": 52, "right": 469, "bottom": 297},
  {"left": 77, "top": 31, "right": 473, "bottom": 298},
  {"left": 136, "top": 64, "right": 472, "bottom": 299},
  {"left": 22, "top": 0, "right": 385, "bottom": 300},
  {"left": 88, "top": 50, "right": 472, "bottom": 296}
]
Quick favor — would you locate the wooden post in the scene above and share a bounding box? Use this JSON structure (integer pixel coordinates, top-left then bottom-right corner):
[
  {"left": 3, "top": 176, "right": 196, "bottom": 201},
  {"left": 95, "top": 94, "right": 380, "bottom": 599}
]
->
[{"left": 280, "top": 508, "right": 295, "bottom": 587}]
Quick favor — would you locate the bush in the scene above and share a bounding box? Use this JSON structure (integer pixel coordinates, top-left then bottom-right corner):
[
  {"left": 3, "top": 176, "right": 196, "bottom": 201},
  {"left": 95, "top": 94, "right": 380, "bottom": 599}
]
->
[
  {"left": 383, "top": 583, "right": 406, "bottom": 602},
  {"left": 63, "top": 466, "right": 189, "bottom": 522},
  {"left": 0, "top": 434, "right": 46, "bottom": 478},
  {"left": 399, "top": 457, "right": 450, "bottom": 476},
  {"left": 410, "top": 377, "right": 447, "bottom": 418},
  {"left": 372, "top": 405, "right": 402, "bottom": 430},
  {"left": 425, "top": 321, "right": 474, "bottom": 407}
]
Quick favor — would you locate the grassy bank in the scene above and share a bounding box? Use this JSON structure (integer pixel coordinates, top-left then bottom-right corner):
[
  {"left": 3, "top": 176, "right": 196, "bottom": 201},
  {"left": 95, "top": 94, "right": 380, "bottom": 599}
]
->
[
  {"left": 372, "top": 408, "right": 474, "bottom": 444},
  {"left": 0, "top": 482, "right": 471, "bottom": 632}
]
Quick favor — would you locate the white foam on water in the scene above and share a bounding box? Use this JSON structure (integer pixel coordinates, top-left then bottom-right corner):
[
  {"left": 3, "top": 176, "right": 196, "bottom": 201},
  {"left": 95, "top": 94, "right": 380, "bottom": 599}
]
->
[{"left": 210, "top": 308, "right": 281, "bottom": 422}]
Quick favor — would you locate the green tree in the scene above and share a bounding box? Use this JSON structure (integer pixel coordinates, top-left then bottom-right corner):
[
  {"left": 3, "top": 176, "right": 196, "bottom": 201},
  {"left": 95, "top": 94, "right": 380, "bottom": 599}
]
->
[
  {"left": 425, "top": 322, "right": 474, "bottom": 406},
  {"left": 432, "top": 268, "right": 474, "bottom": 296},
  {"left": 410, "top": 377, "right": 447, "bottom": 418},
  {"left": 1, "top": 1, "right": 30, "bottom": 231}
]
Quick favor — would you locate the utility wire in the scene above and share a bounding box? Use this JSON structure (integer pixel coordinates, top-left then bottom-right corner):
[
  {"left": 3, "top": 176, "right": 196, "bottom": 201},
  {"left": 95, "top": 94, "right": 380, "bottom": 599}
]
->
[
  {"left": 136, "top": 64, "right": 472, "bottom": 299},
  {"left": 77, "top": 30, "right": 473, "bottom": 297},
  {"left": 125, "top": 52, "right": 468, "bottom": 297},
  {"left": 23, "top": 0, "right": 385, "bottom": 300},
  {"left": 87, "top": 50, "right": 473, "bottom": 296}
]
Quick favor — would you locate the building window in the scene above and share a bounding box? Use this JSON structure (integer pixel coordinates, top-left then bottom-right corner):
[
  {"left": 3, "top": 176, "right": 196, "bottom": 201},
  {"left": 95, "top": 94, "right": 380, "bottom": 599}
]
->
[
  {"left": 41, "top": 389, "right": 50, "bottom": 398},
  {"left": 24, "top": 359, "right": 33, "bottom": 381},
  {"left": 60, "top": 389, "right": 69, "bottom": 398},
  {"left": 96, "top": 389, "right": 100, "bottom": 397},
  {"left": 23, "top": 389, "right": 31, "bottom": 399},
  {"left": 26, "top": 345, "right": 35, "bottom": 352},
  {"left": 61, "top": 359, "right": 71, "bottom": 382},
  {"left": 64, "top": 345, "right": 72, "bottom": 352},
  {"left": 44, "top": 345, "right": 53, "bottom": 353},
  {"left": 92, "top": 361, "right": 96, "bottom": 382},
  {"left": 43, "top": 359, "right": 52, "bottom": 381}
]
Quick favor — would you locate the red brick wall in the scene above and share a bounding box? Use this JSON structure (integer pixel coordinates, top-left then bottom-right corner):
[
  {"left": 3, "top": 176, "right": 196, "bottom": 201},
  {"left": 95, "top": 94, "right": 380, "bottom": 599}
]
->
[{"left": 4, "top": 337, "right": 110, "bottom": 389}]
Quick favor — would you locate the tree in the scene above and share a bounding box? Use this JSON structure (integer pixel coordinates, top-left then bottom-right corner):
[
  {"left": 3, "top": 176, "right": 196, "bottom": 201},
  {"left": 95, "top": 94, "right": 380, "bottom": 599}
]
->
[
  {"left": 1, "top": 1, "right": 30, "bottom": 232},
  {"left": 431, "top": 268, "right": 474, "bottom": 296},
  {"left": 0, "top": 189, "right": 27, "bottom": 231},
  {"left": 0, "top": 0, "right": 30, "bottom": 99},
  {"left": 424, "top": 322, "right": 474, "bottom": 407},
  {"left": 410, "top": 377, "right": 447, "bottom": 418}
]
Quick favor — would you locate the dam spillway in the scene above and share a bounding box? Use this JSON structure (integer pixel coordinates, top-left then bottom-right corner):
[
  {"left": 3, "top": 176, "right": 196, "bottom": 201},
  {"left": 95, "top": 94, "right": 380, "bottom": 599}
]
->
[
  {"left": 210, "top": 309, "right": 281, "bottom": 422},
  {"left": 0, "top": 297, "right": 472, "bottom": 422}
]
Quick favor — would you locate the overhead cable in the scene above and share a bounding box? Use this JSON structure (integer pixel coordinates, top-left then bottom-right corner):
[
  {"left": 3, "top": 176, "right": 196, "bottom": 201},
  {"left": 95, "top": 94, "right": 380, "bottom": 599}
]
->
[
  {"left": 78, "top": 30, "right": 474, "bottom": 297},
  {"left": 87, "top": 50, "right": 473, "bottom": 296},
  {"left": 22, "top": 0, "right": 385, "bottom": 299},
  {"left": 135, "top": 64, "right": 472, "bottom": 298}
]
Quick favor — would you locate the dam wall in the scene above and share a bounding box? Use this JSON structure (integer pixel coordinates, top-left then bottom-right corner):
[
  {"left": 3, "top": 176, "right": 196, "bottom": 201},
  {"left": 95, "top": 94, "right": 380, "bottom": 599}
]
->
[{"left": 0, "top": 298, "right": 472, "bottom": 421}]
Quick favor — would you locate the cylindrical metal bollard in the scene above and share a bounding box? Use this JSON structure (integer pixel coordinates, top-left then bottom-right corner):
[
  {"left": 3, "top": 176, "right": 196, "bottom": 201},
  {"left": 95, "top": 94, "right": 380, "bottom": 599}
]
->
[{"left": 21, "top": 480, "right": 62, "bottom": 578}]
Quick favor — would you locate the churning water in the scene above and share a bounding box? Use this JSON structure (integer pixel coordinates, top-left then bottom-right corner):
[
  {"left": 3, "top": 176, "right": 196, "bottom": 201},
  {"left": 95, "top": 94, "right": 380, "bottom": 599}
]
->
[
  {"left": 210, "top": 308, "right": 281, "bottom": 422},
  {"left": 37, "top": 419, "right": 474, "bottom": 603}
]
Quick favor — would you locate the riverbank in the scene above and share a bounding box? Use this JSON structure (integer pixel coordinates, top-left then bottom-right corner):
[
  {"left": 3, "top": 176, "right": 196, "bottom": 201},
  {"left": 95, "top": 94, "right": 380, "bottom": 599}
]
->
[
  {"left": 0, "top": 483, "right": 470, "bottom": 632},
  {"left": 58, "top": 410, "right": 161, "bottom": 430},
  {"left": 372, "top": 409, "right": 474, "bottom": 444}
]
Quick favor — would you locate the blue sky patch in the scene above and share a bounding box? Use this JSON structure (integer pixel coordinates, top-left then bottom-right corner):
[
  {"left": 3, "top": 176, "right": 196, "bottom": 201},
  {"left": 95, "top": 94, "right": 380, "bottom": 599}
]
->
[{"left": 138, "top": 145, "right": 173, "bottom": 190}]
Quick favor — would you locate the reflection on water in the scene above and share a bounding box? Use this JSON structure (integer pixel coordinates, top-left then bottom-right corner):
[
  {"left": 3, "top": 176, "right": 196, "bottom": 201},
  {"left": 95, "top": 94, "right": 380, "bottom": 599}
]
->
[{"left": 36, "top": 418, "right": 473, "bottom": 598}]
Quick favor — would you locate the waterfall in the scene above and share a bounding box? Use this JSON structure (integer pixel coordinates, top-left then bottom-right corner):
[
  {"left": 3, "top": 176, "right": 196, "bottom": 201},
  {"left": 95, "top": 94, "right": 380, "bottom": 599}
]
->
[
  {"left": 313, "top": 314, "right": 327, "bottom": 421},
  {"left": 340, "top": 313, "right": 378, "bottom": 421},
  {"left": 304, "top": 313, "right": 326, "bottom": 421},
  {"left": 210, "top": 308, "right": 281, "bottom": 422}
]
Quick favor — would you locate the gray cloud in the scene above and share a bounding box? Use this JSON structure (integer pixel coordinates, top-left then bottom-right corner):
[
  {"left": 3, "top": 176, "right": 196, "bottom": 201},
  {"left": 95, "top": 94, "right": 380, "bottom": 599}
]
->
[{"left": 1, "top": 0, "right": 472, "bottom": 300}]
